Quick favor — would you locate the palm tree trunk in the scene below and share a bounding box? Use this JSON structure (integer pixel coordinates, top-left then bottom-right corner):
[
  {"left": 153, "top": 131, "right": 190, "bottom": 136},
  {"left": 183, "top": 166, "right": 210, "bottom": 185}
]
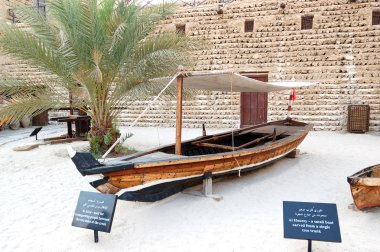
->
[{"left": 88, "top": 106, "right": 120, "bottom": 156}]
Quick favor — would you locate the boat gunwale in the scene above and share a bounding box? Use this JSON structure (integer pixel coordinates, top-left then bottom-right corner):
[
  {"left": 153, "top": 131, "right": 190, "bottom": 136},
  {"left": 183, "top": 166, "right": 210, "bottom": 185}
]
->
[
  {"left": 347, "top": 164, "right": 380, "bottom": 187},
  {"left": 133, "top": 127, "right": 310, "bottom": 169},
  {"left": 100, "top": 123, "right": 311, "bottom": 178},
  {"left": 117, "top": 120, "right": 311, "bottom": 164},
  {"left": 117, "top": 120, "right": 276, "bottom": 162}
]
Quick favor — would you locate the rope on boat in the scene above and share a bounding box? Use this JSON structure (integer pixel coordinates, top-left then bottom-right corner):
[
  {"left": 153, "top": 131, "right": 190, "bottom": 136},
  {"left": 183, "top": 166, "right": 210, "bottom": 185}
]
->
[
  {"left": 102, "top": 73, "right": 180, "bottom": 160},
  {"left": 229, "top": 72, "right": 241, "bottom": 176}
]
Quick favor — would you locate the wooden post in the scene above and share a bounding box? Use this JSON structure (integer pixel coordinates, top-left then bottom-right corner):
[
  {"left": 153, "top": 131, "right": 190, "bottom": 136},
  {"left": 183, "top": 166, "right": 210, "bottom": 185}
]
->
[
  {"left": 69, "top": 92, "right": 74, "bottom": 115},
  {"left": 203, "top": 172, "right": 212, "bottom": 196},
  {"left": 286, "top": 149, "right": 300, "bottom": 158},
  {"left": 175, "top": 74, "right": 183, "bottom": 155}
]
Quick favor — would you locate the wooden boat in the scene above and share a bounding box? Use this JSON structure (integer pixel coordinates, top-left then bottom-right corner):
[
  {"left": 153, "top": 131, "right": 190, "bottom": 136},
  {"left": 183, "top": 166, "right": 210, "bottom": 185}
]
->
[
  {"left": 68, "top": 71, "right": 315, "bottom": 201},
  {"left": 347, "top": 164, "right": 380, "bottom": 210}
]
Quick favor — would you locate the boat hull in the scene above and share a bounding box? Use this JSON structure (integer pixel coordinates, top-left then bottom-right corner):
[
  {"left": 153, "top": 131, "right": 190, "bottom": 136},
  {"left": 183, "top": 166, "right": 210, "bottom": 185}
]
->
[
  {"left": 348, "top": 164, "right": 380, "bottom": 210},
  {"left": 78, "top": 121, "right": 312, "bottom": 198},
  {"left": 70, "top": 119, "right": 312, "bottom": 201},
  {"left": 105, "top": 132, "right": 307, "bottom": 190}
]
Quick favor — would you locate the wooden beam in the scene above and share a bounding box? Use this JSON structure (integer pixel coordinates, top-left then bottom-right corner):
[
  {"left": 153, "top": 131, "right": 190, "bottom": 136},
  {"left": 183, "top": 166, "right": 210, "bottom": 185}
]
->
[
  {"left": 286, "top": 149, "right": 300, "bottom": 158},
  {"left": 235, "top": 133, "right": 273, "bottom": 150},
  {"left": 193, "top": 142, "right": 235, "bottom": 151},
  {"left": 175, "top": 74, "right": 184, "bottom": 155},
  {"left": 69, "top": 91, "right": 74, "bottom": 115}
]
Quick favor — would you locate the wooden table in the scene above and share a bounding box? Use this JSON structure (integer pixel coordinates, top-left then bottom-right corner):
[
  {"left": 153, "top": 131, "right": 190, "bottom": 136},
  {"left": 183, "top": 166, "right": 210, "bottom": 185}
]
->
[{"left": 51, "top": 115, "right": 91, "bottom": 138}]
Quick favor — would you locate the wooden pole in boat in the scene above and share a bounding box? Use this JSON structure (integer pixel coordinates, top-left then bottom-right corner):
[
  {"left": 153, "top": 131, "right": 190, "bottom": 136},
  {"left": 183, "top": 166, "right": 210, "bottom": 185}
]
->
[
  {"left": 175, "top": 72, "right": 184, "bottom": 155},
  {"left": 69, "top": 91, "right": 74, "bottom": 115}
]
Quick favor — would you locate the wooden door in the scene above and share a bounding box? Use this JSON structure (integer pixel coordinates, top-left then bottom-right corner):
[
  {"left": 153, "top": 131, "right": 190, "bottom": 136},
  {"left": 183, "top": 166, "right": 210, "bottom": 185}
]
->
[{"left": 240, "top": 73, "right": 268, "bottom": 128}]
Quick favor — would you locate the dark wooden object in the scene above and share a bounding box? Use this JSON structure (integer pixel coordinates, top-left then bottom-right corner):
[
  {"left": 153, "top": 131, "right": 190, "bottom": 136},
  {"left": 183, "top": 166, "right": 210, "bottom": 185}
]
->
[
  {"left": 51, "top": 115, "right": 91, "bottom": 138},
  {"left": 301, "top": 15, "right": 314, "bottom": 30},
  {"left": 240, "top": 73, "right": 268, "bottom": 128},
  {"left": 347, "top": 105, "right": 370, "bottom": 133},
  {"left": 175, "top": 74, "right": 184, "bottom": 155},
  {"left": 32, "top": 110, "right": 49, "bottom": 126},
  {"left": 244, "top": 20, "right": 254, "bottom": 32},
  {"left": 373, "top": 11, "right": 380, "bottom": 25}
]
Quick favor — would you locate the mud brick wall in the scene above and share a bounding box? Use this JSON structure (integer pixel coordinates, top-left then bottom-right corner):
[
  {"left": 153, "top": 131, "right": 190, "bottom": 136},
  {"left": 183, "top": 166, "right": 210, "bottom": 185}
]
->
[
  {"left": 120, "top": 0, "right": 380, "bottom": 131},
  {"left": 118, "top": 92, "right": 240, "bottom": 128},
  {"left": 0, "top": 0, "right": 33, "bottom": 23},
  {"left": 0, "top": 0, "right": 34, "bottom": 112},
  {"left": 1, "top": 0, "right": 379, "bottom": 131}
]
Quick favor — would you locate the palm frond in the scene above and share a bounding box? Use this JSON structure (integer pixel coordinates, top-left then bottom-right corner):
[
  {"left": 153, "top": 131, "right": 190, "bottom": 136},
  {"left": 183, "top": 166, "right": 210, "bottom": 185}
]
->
[
  {"left": 14, "top": 5, "right": 59, "bottom": 49},
  {"left": 0, "top": 93, "right": 62, "bottom": 125},
  {"left": 0, "top": 25, "right": 73, "bottom": 85},
  {"left": 0, "top": 0, "right": 203, "bottom": 136}
]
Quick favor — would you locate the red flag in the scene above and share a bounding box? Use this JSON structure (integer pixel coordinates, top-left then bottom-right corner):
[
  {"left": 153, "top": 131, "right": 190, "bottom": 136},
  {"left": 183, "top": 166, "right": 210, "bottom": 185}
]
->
[{"left": 292, "top": 88, "right": 296, "bottom": 101}]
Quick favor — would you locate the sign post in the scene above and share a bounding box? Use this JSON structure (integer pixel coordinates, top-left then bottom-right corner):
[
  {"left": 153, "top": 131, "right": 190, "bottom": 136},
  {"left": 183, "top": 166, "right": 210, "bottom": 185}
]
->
[
  {"left": 29, "top": 127, "right": 42, "bottom": 140},
  {"left": 283, "top": 201, "right": 341, "bottom": 251},
  {"left": 72, "top": 191, "right": 117, "bottom": 243}
]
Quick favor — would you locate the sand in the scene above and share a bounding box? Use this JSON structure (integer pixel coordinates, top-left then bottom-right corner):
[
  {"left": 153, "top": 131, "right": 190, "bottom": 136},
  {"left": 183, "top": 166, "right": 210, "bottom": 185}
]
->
[{"left": 0, "top": 126, "right": 379, "bottom": 252}]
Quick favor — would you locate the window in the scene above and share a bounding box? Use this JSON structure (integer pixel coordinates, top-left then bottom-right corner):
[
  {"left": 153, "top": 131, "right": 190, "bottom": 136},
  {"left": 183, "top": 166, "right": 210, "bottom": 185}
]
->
[
  {"left": 176, "top": 24, "right": 185, "bottom": 34},
  {"left": 34, "top": 0, "right": 46, "bottom": 16},
  {"left": 301, "top": 15, "right": 313, "bottom": 30},
  {"left": 244, "top": 20, "right": 254, "bottom": 32},
  {"left": 373, "top": 11, "right": 380, "bottom": 25}
]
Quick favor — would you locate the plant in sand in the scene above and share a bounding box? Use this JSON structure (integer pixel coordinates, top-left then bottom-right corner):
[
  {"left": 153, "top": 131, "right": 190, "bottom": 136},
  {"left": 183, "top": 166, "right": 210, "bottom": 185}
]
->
[{"left": 0, "top": 0, "right": 198, "bottom": 153}]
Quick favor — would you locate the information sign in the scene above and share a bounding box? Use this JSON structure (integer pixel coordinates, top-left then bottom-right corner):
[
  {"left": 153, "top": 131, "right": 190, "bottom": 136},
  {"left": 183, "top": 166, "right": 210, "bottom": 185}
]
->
[
  {"left": 72, "top": 191, "right": 117, "bottom": 241},
  {"left": 283, "top": 201, "right": 341, "bottom": 243}
]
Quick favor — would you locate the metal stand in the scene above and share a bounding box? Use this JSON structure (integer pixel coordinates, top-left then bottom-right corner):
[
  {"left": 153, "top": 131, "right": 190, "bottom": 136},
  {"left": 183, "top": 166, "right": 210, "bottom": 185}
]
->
[
  {"left": 29, "top": 127, "right": 43, "bottom": 140},
  {"left": 202, "top": 172, "right": 212, "bottom": 196},
  {"left": 308, "top": 239, "right": 312, "bottom": 252},
  {"left": 94, "top": 230, "right": 99, "bottom": 243},
  {"left": 202, "top": 123, "right": 206, "bottom": 136}
]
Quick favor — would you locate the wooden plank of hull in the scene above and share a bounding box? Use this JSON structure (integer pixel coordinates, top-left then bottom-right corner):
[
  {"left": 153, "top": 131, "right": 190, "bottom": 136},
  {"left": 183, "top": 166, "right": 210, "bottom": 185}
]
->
[
  {"left": 350, "top": 185, "right": 380, "bottom": 210},
  {"left": 349, "top": 177, "right": 380, "bottom": 187},
  {"left": 347, "top": 164, "right": 380, "bottom": 209},
  {"left": 96, "top": 182, "right": 121, "bottom": 194},
  {"left": 105, "top": 132, "right": 307, "bottom": 190}
]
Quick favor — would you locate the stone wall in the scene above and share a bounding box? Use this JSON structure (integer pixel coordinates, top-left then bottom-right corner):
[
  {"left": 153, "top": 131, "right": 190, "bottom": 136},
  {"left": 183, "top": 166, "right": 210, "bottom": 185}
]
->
[
  {"left": 0, "top": 0, "right": 35, "bottom": 77},
  {"left": 1, "top": 0, "right": 379, "bottom": 131},
  {"left": 0, "top": 0, "right": 33, "bottom": 115},
  {"left": 119, "top": 0, "right": 380, "bottom": 131},
  {"left": 0, "top": 0, "right": 66, "bottom": 120},
  {"left": 0, "top": 0, "right": 33, "bottom": 23}
]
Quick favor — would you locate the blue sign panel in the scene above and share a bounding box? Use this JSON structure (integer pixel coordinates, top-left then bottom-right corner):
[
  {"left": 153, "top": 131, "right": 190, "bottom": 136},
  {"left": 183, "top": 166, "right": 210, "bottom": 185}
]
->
[
  {"left": 72, "top": 191, "right": 117, "bottom": 233},
  {"left": 283, "top": 201, "right": 341, "bottom": 242}
]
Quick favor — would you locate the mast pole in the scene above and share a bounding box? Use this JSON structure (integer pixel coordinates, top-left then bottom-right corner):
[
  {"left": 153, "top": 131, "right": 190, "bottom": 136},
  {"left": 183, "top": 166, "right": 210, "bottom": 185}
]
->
[{"left": 175, "top": 70, "right": 184, "bottom": 155}]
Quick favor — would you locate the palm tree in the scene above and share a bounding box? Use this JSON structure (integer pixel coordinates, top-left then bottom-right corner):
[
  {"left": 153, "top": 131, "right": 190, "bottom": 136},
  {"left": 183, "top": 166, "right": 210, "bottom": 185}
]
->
[{"left": 0, "top": 0, "right": 197, "bottom": 154}]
